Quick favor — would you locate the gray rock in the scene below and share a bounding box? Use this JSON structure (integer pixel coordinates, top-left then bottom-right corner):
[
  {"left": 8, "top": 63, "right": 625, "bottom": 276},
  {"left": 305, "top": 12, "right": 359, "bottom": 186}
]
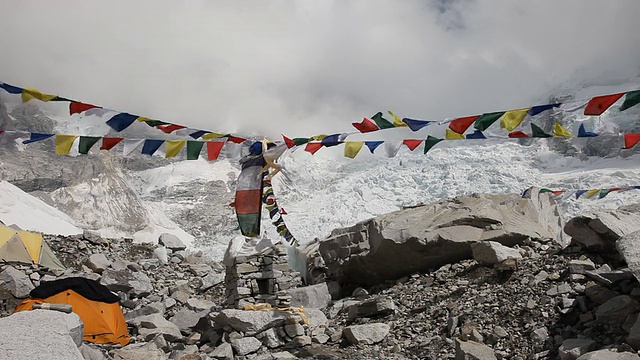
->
[
  {"left": 285, "top": 323, "right": 305, "bottom": 337},
  {"left": 188, "top": 263, "right": 212, "bottom": 277},
  {"left": 215, "top": 309, "right": 291, "bottom": 336},
  {"left": 343, "top": 323, "right": 390, "bottom": 345},
  {"left": 585, "top": 283, "right": 618, "bottom": 305},
  {"left": 531, "top": 327, "right": 549, "bottom": 343},
  {"left": 0, "top": 266, "right": 34, "bottom": 298},
  {"left": 286, "top": 283, "right": 332, "bottom": 309},
  {"left": 186, "top": 297, "right": 215, "bottom": 311},
  {"left": 111, "top": 342, "right": 166, "bottom": 360},
  {"left": 596, "top": 296, "right": 640, "bottom": 326},
  {"left": 210, "top": 342, "right": 234, "bottom": 360},
  {"left": 0, "top": 309, "right": 84, "bottom": 360},
  {"left": 493, "top": 326, "right": 508, "bottom": 338},
  {"left": 79, "top": 344, "right": 109, "bottom": 360},
  {"left": 305, "top": 308, "right": 328, "bottom": 330},
  {"left": 256, "top": 327, "right": 285, "bottom": 348},
  {"left": 292, "top": 335, "right": 312, "bottom": 346},
  {"left": 627, "top": 316, "right": 640, "bottom": 350},
  {"left": 158, "top": 233, "right": 186, "bottom": 251},
  {"left": 230, "top": 336, "right": 262, "bottom": 356},
  {"left": 200, "top": 272, "right": 224, "bottom": 291},
  {"left": 169, "top": 309, "right": 208, "bottom": 333},
  {"left": 84, "top": 253, "right": 111, "bottom": 274},
  {"left": 100, "top": 268, "right": 153, "bottom": 297},
  {"left": 565, "top": 209, "right": 640, "bottom": 251},
  {"left": 577, "top": 350, "right": 640, "bottom": 359},
  {"left": 471, "top": 241, "right": 522, "bottom": 266},
  {"left": 83, "top": 230, "right": 103, "bottom": 244},
  {"left": 348, "top": 295, "right": 396, "bottom": 320},
  {"left": 153, "top": 247, "right": 168, "bottom": 266},
  {"left": 272, "top": 351, "right": 297, "bottom": 359},
  {"left": 559, "top": 339, "right": 596, "bottom": 360},
  {"left": 617, "top": 231, "right": 640, "bottom": 284},
  {"left": 455, "top": 339, "right": 497, "bottom": 360},
  {"left": 124, "top": 304, "right": 163, "bottom": 322},
  {"left": 132, "top": 313, "right": 183, "bottom": 342},
  {"left": 305, "top": 192, "right": 563, "bottom": 287},
  {"left": 569, "top": 259, "right": 596, "bottom": 274}
]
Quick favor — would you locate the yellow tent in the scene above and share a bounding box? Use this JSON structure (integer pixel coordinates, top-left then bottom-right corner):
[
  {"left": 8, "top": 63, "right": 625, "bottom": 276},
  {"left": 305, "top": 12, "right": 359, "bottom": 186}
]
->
[{"left": 0, "top": 225, "right": 65, "bottom": 269}]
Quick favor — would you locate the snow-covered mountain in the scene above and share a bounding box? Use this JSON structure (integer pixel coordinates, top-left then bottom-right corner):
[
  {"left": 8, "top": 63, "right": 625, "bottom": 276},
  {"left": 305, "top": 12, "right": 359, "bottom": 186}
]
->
[{"left": 1, "top": 80, "right": 640, "bottom": 261}]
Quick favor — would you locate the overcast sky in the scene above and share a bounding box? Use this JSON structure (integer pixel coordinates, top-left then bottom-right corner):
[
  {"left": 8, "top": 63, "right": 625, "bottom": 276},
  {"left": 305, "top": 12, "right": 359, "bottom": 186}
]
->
[{"left": 1, "top": 0, "right": 639, "bottom": 139}]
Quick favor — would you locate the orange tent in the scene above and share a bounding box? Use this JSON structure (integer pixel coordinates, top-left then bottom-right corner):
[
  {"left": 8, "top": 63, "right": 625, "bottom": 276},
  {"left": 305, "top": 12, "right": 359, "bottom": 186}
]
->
[{"left": 14, "top": 277, "right": 130, "bottom": 346}]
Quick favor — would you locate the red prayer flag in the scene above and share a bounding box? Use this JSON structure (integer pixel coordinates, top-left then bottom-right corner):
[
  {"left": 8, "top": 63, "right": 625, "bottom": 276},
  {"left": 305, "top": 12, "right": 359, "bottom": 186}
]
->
[
  {"left": 449, "top": 115, "right": 480, "bottom": 134},
  {"left": 280, "top": 208, "right": 288, "bottom": 215},
  {"left": 584, "top": 93, "right": 625, "bottom": 116},
  {"left": 508, "top": 131, "right": 529, "bottom": 138},
  {"left": 100, "top": 137, "right": 123, "bottom": 150},
  {"left": 352, "top": 118, "right": 379, "bottom": 133},
  {"left": 402, "top": 139, "right": 423, "bottom": 151},
  {"left": 69, "top": 102, "right": 100, "bottom": 115},
  {"left": 157, "top": 124, "right": 186, "bottom": 133},
  {"left": 624, "top": 134, "right": 640, "bottom": 149},
  {"left": 304, "top": 142, "right": 323, "bottom": 155},
  {"left": 206, "top": 141, "right": 225, "bottom": 160},
  {"left": 283, "top": 135, "right": 295, "bottom": 148},
  {"left": 227, "top": 136, "right": 246, "bottom": 144}
]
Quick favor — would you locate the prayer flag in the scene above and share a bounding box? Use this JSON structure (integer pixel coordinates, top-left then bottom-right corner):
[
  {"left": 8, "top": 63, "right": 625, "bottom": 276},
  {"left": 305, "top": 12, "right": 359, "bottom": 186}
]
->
[
  {"left": 227, "top": 136, "right": 246, "bottom": 144},
  {"left": 189, "top": 130, "right": 208, "bottom": 139},
  {"left": 553, "top": 123, "right": 573, "bottom": 137},
  {"left": 352, "top": 117, "right": 379, "bottom": 133},
  {"left": 158, "top": 124, "right": 186, "bottom": 134},
  {"left": 235, "top": 155, "right": 266, "bottom": 237},
  {"left": 384, "top": 140, "right": 402, "bottom": 157},
  {"left": 202, "top": 133, "right": 227, "bottom": 140},
  {"left": 186, "top": 141, "right": 204, "bottom": 160},
  {"left": 55, "top": 135, "right": 78, "bottom": 155},
  {"left": 321, "top": 134, "right": 342, "bottom": 147},
  {"left": 70, "top": 102, "right": 100, "bottom": 115},
  {"left": 78, "top": 136, "right": 101, "bottom": 154},
  {"left": 508, "top": 131, "right": 529, "bottom": 138},
  {"left": 531, "top": 124, "right": 552, "bottom": 138},
  {"left": 575, "top": 190, "right": 587, "bottom": 199},
  {"left": 100, "top": 137, "right": 123, "bottom": 150},
  {"left": 403, "top": 139, "right": 422, "bottom": 151},
  {"left": 449, "top": 115, "right": 479, "bottom": 134},
  {"left": 141, "top": 140, "right": 164, "bottom": 156},
  {"left": 0, "top": 83, "right": 23, "bottom": 94},
  {"left": 528, "top": 104, "right": 560, "bottom": 116},
  {"left": 474, "top": 112, "right": 505, "bottom": 131},
  {"left": 344, "top": 142, "right": 364, "bottom": 158},
  {"left": 21, "top": 88, "right": 57, "bottom": 102},
  {"left": 165, "top": 140, "right": 186, "bottom": 158},
  {"left": 584, "top": 93, "right": 624, "bottom": 116},
  {"left": 402, "top": 118, "right": 433, "bottom": 131},
  {"left": 123, "top": 139, "right": 144, "bottom": 156},
  {"left": 624, "top": 134, "right": 640, "bottom": 149},
  {"left": 599, "top": 189, "right": 611, "bottom": 199},
  {"left": 445, "top": 128, "right": 464, "bottom": 140},
  {"left": 388, "top": 111, "right": 407, "bottom": 127},
  {"left": 424, "top": 136, "right": 443, "bottom": 154},
  {"left": 466, "top": 130, "right": 486, "bottom": 139},
  {"left": 23, "top": 133, "right": 54, "bottom": 144},
  {"left": 577, "top": 124, "right": 598, "bottom": 137},
  {"left": 500, "top": 108, "right": 529, "bottom": 131},
  {"left": 304, "top": 142, "right": 323, "bottom": 155},
  {"left": 371, "top": 112, "right": 395, "bottom": 129},
  {"left": 620, "top": 90, "right": 640, "bottom": 112},
  {"left": 207, "top": 141, "right": 225, "bottom": 161},
  {"left": 106, "top": 113, "right": 138, "bottom": 132},
  {"left": 365, "top": 141, "right": 384, "bottom": 154},
  {"left": 585, "top": 189, "right": 599, "bottom": 198}
]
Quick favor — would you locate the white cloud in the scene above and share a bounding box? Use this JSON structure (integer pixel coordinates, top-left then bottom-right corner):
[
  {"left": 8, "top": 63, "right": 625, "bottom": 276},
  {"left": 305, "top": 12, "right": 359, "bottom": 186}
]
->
[{"left": 0, "top": 0, "right": 638, "bottom": 139}]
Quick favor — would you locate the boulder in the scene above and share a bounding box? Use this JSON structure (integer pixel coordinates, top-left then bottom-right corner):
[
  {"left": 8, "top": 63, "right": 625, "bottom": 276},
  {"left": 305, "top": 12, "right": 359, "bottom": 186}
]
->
[
  {"left": 471, "top": 241, "right": 522, "bottom": 266},
  {"left": 188, "top": 263, "right": 212, "bottom": 277},
  {"left": 100, "top": 268, "right": 153, "bottom": 297},
  {"left": 565, "top": 206, "right": 640, "bottom": 251},
  {"left": 0, "top": 309, "right": 84, "bottom": 360},
  {"left": 186, "top": 297, "right": 215, "bottom": 311},
  {"left": 559, "top": 339, "right": 596, "bottom": 360},
  {"left": 79, "top": 344, "right": 110, "bottom": 360},
  {"left": 577, "top": 350, "right": 640, "bottom": 359},
  {"left": 0, "top": 266, "right": 34, "bottom": 298},
  {"left": 617, "top": 230, "right": 640, "bottom": 284},
  {"left": 256, "top": 327, "right": 285, "bottom": 348},
  {"left": 596, "top": 296, "right": 640, "bottom": 326},
  {"left": 454, "top": 339, "right": 497, "bottom": 360},
  {"left": 200, "top": 272, "right": 224, "bottom": 291},
  {"left": 131, "top": 313, "right": 183, "bottom": 342},
  {"left": 111, "top": 342, "right": 166, "bottom": 360},
  {"left": 286, "top": 283, "right": 332, "bottom": 309},
  {"left": 272, "top": 351, "right": 297, "bottom": 359},
  {"left": 305, "top": 193, "right": 563, "bottom": 288},
  {"left": 343, "top": 323, "right": 390, "bottom": 345},
  {"left": 169, "top": 309, "right": 208, "bottom": 333},
  {"left": 230, "top": 336, "right": 262, "bottom": 356},
  {"left": 158, "top": 233, "right": 186, "bottom": 251},
  {"left": 210, "top": 342, "right": 234, "bottom": 360},
  {"left": 348, "top": 295, "right": 396, "bottom": 320},
  {"left": 153, "top": 247, "right": 169, "bottom": 266},
  {"left": 305, "top": 308, "right": 328, "bottom": 330},
  {"left": 84, "top": 253, "right": 111, "bottom": 274},
  {"left": 215, "top": 309, "right": 292, "bottom": 336},
  {"left": 627, "top": 316, "right": 640, "bottom": 350}
]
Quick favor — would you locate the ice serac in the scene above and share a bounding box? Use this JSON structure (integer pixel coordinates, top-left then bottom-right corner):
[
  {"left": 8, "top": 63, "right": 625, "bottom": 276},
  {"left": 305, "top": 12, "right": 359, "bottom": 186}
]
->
[{"left": 305, "top": 192, "right": 564, "bottom": 290}]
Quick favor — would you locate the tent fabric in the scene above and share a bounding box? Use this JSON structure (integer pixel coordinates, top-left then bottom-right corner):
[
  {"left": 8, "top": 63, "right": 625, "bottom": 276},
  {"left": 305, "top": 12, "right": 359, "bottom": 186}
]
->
[
  {"left": 0, "top": 225, "right": 65, "bottom": 269},
  {"left": 30, "top": 277, "right": 120, "bottom": 303},
  {"left": 15, "top": 280, "right": 130, "bottom": 346}
]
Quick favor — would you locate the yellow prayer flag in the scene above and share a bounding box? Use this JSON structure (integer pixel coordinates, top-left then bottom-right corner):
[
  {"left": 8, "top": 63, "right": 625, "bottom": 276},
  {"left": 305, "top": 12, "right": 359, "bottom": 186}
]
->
[
  {"left": 500, "top": 108, "right": 529, "bottom": 131},
  {"left": 55, "top": 135, "right": 78, "bottom": 155},
  {"left": 312, "top": 134, "right": 327, "bottom": 141},
  {"left": 165, "top": 140, "right": 186, "bottom": 158},
  {"left": 344, "top": 141, "right": 364, "bottom": 158},
  {"left": 553, "top": 123, "right": 573, "bottom": 137},
  {"left": 445, "top": 128, "right": 464, "bottom": 140},
  {"left": 201, "top": 133, "right": 226, "bottom": 140},
  {"left": 136, "top": 117, "right": 151, "bottom": 122},
  {"left": 388, "top": 110, "right": 407, "bottom": 127},
  {"left": 21, "top": 88, "right": 57, "bottom": 103},
  {"left": 585, "top": 189, "right": 599, "bottom": 198}
]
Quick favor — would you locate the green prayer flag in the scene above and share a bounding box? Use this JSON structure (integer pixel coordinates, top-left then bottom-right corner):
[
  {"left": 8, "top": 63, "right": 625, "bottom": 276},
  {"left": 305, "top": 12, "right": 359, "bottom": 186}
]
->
[
  {"left": 143, "top": 120, "right": 170, "bottom": 127},
  {"left": 473, "top": 112, "right": 505, "bottom": 131},
  {"left": 424, "top": 135, "right": 443, "bottom": 154},
  {"left": 78, "top": 136, "right": 101, "bottom": 154},
  {"left": 186, "top": 141, "right": 205, "bottom": 160},
  {"left": 371, "top": 112, "right": 395, "bottom": 129},
  {"left": 620, "top": 90, "right": 640, "bottom": 111},
  {"left": 531, "top": 124, "right": 552, "bottom": 138},
  {"left": 599, "top": 189, "right": 611, "bottom": 199},
  {"left": 293, "top": 138, "right": 311, "bottom": 146}
]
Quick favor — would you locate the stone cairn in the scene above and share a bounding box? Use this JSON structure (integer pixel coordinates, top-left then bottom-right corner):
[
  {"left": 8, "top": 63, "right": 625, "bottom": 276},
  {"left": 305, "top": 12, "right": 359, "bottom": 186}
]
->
[{"left": 225, "top": 243, "right": 303, "bottom": 309}]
